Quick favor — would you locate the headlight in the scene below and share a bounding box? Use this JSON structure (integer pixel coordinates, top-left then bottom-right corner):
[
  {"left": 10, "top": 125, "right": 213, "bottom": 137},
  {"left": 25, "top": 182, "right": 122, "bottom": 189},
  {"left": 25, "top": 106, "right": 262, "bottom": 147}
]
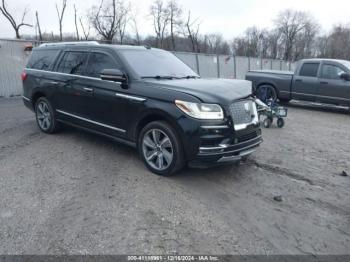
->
[{"left": 175, "top": 100, "right": 224, "bottom": 120}]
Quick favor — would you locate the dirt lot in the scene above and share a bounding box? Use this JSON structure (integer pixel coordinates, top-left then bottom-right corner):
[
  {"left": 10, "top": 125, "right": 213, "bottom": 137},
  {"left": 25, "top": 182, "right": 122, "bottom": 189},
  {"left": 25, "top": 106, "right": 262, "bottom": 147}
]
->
[{"left": 0, "top": 97, "right": 349, "bottom": 255}]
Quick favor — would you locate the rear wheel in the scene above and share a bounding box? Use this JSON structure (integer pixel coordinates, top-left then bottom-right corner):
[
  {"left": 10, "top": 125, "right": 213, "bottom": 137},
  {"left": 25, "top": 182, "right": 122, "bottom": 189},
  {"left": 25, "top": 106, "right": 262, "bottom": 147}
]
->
[
  {"left": 256, "top": 85, "right": 277, "bottom": 103},
  {"left": 277, "top": 118, "right": 285, "bottom": 128},
  {"left": 35, "top": 97, "right": 60, "bottom": 133},
  {"left": 138, "top": 121, "right": 184, "bottom": 176}
]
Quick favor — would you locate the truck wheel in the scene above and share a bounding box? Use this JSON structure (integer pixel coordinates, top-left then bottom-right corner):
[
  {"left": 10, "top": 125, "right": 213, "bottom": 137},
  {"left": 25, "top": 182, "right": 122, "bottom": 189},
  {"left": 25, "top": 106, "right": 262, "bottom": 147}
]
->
[
  {"left": 263, "top": 118, "right": 272, "bottom": 128},
  {"left": 35, "top": 97, "right": 61, "bottom": 134},
  {"left": 138, "top": 121, "right": 184, "bottom": 176},
  {"left": 277, "top": 118, "right": 285, "bottom": 128},
  {"left": 256, "top": 85, "right": 277, "bottom": 103}
]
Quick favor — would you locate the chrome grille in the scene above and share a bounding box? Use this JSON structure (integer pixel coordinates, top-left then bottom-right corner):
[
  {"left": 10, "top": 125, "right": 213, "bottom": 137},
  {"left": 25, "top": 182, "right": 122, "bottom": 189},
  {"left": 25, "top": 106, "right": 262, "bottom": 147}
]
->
[{"left": 229, "top": 100, "right": 255, "bottom": 125}]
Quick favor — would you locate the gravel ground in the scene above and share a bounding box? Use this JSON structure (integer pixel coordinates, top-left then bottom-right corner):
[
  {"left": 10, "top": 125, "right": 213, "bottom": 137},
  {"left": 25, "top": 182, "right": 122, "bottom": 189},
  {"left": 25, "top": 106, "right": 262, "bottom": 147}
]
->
[{"left": 0, "top": 97, "right": 349, "bottom": 255}]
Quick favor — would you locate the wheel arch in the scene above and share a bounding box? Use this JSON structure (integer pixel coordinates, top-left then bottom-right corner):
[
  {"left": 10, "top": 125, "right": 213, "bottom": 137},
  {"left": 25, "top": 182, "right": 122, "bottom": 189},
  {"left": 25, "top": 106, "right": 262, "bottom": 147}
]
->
[{"left": 133, "top": 109, "right": 186, "bottom": 149}]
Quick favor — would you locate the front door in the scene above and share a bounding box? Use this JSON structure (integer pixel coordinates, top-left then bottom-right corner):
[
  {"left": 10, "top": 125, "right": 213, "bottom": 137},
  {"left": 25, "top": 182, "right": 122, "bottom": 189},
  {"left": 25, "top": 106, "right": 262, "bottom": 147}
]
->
[{"left": 318, "top": 63, "right": 350, "bottom": 106}]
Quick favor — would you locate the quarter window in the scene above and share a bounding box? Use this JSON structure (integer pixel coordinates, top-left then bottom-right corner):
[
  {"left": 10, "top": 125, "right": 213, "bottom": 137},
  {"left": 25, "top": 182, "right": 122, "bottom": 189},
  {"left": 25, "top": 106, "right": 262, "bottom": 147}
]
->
[
  {"left": 85, "top": 53, "right": 119, "bottom": 78},
  {"left": 27, "top": 49, "right": 59, "bottom": 71},
  {"left": 321, "top": 64, "right": 344, "bottom": 79},
  {"left": 56, "top": 51, "right": 88, "bottom": 75},
  {"left": 299, "top": 63, "right": 320, "bottom": 77}
]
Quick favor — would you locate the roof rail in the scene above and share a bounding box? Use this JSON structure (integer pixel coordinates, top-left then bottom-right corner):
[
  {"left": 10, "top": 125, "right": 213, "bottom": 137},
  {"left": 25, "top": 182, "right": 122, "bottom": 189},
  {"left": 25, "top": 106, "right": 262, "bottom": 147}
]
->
[{"left": 39, "top": 41, "right": 100, "bottom": 47}]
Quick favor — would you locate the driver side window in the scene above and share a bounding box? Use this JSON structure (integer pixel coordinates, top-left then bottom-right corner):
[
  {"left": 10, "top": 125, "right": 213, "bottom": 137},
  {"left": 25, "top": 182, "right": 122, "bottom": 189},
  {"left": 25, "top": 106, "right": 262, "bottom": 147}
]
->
[
  {"left": 321, "top": 64, "right": 344, "bottom": 80},
  {"left": 85, "top": 52, "right": 119, "bottom": 78}
]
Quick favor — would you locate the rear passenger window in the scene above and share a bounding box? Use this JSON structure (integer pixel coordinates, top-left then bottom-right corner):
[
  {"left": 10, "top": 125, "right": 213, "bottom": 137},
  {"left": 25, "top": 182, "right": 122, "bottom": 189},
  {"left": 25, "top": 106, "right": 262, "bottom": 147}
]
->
[
  {"left": 85, "top": 53, "right": 119, "bottom": 78},
  {"left": 299, "top": 63, "right": 319, "bottom": 77},
  {"left": 27, "top": 49, "right": 59, "bottom": 71},
  {"left": 56, "top": 51, "right": 88, "bottom": 75}
]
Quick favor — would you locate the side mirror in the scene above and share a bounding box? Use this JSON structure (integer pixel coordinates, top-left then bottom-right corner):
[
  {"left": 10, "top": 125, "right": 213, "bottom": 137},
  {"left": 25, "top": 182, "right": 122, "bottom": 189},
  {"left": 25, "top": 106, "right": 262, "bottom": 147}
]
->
[
  {"left": 340, "top": 72, "right": 350, "bottom": 81},
  {"left": 100, "top": 69, "right": 127, "bottom": 83}
]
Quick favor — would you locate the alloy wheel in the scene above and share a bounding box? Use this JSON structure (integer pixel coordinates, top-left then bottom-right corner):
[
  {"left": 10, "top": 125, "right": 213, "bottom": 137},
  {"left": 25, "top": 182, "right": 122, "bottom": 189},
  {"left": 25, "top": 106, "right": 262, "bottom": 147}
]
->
[
  {"left": 142, "top": 129, "right": 174, "bottom": 171},
  {"left": 36, "top": 101, "right": 52, "bottom": 131}
]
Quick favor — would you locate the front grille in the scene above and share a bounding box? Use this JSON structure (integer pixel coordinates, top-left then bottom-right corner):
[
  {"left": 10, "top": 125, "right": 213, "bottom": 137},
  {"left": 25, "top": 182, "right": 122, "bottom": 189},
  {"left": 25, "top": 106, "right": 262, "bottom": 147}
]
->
[
  {"left": 229, "top": 100, "right": 256, "bottom": 125},
  {"left": 237, "top": 131, "right": 258, "bottom": 143}
]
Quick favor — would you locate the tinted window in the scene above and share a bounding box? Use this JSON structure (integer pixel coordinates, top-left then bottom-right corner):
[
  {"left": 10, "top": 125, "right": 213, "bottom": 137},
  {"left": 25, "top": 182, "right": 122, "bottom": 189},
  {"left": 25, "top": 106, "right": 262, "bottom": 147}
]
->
[
  {"left": 299, "top": 63, "right": 319, "bottom": 77},
  {"left": 321, "top": 64, "right": 345, "bottom": 79},
  {"left": 56, "top": 51, "right": 88, "bottom": 75},
  {"left": 119, "top": 49, "right": 197, "bottom": 78},
  {"left": 27, "top": 49, "right": 59, "bottom": 71},
  {"left": 85, "top": 53, "right": 118, "bottom": 78}
]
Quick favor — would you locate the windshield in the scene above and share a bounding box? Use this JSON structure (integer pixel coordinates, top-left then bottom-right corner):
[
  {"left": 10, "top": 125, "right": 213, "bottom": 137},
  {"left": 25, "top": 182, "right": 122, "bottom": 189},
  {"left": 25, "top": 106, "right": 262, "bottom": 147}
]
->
[
  {"left": 119, "top": 49, "right": 198, "bottom": 79},
  {"left": 340, "top": 61, "right": 350, "bottom": 70}
]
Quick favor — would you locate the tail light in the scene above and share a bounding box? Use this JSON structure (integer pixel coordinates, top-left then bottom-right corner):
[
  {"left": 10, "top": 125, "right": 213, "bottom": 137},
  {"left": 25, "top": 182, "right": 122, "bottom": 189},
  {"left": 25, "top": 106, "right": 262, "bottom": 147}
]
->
[{"left": 21, "top": 71, "right": 27, "bottom": 81}]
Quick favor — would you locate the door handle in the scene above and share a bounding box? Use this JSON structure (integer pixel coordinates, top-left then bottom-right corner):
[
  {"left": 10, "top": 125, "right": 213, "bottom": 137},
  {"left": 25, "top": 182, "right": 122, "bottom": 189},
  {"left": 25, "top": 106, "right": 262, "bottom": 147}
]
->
[
  {"left": 320, "top": 81, "right": 328, "bottom": 84},
  {"left": 83, "top": 87, "right": 94, "bottom": 93},
  {"left": 295, "top": 79, "right": 302, "bottom": 82}
]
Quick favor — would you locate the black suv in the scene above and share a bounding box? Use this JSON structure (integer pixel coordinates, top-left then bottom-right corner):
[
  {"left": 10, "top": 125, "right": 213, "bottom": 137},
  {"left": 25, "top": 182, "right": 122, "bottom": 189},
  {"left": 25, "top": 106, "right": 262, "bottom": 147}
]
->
[{"left": 22, "top": 42, "right": 262, "bottom": 175}]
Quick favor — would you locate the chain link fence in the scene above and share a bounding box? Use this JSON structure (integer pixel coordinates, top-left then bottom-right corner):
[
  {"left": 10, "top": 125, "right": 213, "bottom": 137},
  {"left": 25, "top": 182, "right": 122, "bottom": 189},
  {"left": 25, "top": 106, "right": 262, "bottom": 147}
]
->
[{"left": 0, "top": 39, "right": 294, "bottom": 97}]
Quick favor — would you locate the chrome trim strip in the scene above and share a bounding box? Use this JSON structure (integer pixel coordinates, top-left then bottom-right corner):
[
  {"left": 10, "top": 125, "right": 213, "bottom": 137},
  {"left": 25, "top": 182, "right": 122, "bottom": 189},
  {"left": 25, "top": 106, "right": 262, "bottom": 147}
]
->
[
  {"left": 199, "top": 136, "right": 262, "bottom": 154},
  {"left": 25, "top": 68, "right": 121, "bottom": 84},
  {"left": 292, "top": 91, "right": 350, "bottom": 101},
  {"left": 201, "top": 125, "right": 229, "bottom": 129},
  {"left": 199, "top": 144, "right": 228, "bottom": 151},
  {"left": 56, "top": 109, "right": 126, "bottom": 133},
  {"left": 115, "top": 93, "right": 146, "bottom": 102},
  {"left": 217, "top": 148, "right": 256, "bottom": 163},
  {"left": 22, "top": 95, "right": 30, "bottom": 101}
]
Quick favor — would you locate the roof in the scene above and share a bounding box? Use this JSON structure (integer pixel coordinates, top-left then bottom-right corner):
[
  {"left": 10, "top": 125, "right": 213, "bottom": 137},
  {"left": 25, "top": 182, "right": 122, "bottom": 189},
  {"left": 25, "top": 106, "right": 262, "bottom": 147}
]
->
[
  {"left": 36, "top": 41, "right": 155, "bottom": 51},
  {"left": 299, "top": 58, "right": 350, "bottom": 64}
]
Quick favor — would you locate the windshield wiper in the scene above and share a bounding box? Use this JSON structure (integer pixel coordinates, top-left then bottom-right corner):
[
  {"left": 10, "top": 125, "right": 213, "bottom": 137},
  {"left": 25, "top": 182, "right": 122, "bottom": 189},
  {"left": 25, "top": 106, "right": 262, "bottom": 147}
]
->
[
  {"left": 178, "top": 75, "right": 199, "bottom": 79},
  {"left": 141, "top": 75, "right": 177, "bottom": 80}
]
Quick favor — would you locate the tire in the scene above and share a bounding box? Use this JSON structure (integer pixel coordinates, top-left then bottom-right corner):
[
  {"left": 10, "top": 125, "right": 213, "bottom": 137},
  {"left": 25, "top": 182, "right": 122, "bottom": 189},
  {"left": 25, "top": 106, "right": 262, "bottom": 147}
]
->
[
  {"left": 256, "top": 85, "right": 277, "bottom": 103},
  {"left": 35, "top": 97, "right": 61, "bottom": 134},
  {"left": 277, "top": 118, "right": 285, "bottom": 128},
  {"left": 138, "top": 121, "right": 185, "bottom": 176},
  {"left": 279, "top": 98, "right": 291, "bottom": 103},
  {"left": 263, "top": 118, "right": 272, "bottom": 128}
]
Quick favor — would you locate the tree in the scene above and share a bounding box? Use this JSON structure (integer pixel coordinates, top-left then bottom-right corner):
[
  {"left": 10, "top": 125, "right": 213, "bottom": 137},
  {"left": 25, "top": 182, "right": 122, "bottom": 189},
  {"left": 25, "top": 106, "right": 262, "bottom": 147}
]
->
[
  {"left": 185, "top": 11, "right": 201, "bottom": 52},
  {"left": 79, "top": 16, "right": 91, "bottom": 40},
  {"left": 274, "top": 9, "right": 318, "bottom": 61},
  {"left": 74, "top": 4, "right": 80, "bottom": 40},
  {"left": 35, "top": 11, "right": 43, "bottom": 41},
  {"left": 56, "top": 0, "right": 67, "bottom": 41},
  {"left": 0, "top": 0, "right": 32, "bottom": 39},
  {"left": 89, "top": 0, "right": 129, "bottom": 42},
  {"left": 167, "top": 0, "right": 182, "bottom": 50},
  {"left": 150, "top": 0, "right": 170, "bottom": 48}
]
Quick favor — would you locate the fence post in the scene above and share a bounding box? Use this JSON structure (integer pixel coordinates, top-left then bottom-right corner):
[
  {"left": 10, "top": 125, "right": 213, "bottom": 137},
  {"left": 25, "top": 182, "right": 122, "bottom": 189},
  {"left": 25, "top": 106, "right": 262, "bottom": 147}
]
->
[
  {"left": 195, "top": 53, "right": 200, "bottom": 75},
  {"left": 280, "top": 60, "right": 282, "bottom": 70},
  {"left": 233, "top": 55, "right": 237, "bottom": 79},
  {"left": 260, "top": 57, "right": 263, "bottom": 70},
  {"left": 216, "top": 54, "right": 220, "bottom": 78},
  {"left": 270, "top": 60, "right": 273, "bottom": 70},
  {"left": 248, "top": 57, "right": 251, "bottom": 71}
]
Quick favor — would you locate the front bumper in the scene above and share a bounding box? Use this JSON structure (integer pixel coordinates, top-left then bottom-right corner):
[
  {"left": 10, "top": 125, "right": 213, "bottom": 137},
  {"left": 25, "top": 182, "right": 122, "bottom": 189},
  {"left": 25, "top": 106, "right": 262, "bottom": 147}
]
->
[{"left": 188, "top": 128, "right": 262, "bottom": 168}]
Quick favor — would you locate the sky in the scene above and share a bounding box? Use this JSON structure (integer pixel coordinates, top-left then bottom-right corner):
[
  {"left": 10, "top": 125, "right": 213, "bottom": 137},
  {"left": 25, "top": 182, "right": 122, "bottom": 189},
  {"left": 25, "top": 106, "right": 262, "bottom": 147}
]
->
[{"left": 1, "top": 0, "right": 350, "bottom": 40}]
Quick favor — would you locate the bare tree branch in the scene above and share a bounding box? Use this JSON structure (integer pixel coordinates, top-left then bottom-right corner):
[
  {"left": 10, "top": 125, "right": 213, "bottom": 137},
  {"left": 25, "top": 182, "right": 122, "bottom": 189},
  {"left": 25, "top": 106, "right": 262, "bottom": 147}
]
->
[
  {"left": 0, "top": 0, "right": 33, "bottom": 39},
  {"left": 56, "top": 0, "right": 67, "bottom": 41}
]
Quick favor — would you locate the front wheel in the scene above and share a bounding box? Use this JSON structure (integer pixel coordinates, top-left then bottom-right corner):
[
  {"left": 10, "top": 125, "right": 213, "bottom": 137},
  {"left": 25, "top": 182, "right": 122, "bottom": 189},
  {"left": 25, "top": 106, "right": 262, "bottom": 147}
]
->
[{"left": 138, "top": 121, "right": 184, "bottom": 176}]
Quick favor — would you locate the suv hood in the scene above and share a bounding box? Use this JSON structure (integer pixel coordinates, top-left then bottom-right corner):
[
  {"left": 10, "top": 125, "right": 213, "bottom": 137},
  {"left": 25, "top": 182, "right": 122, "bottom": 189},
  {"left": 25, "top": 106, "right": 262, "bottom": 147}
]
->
[{"left": 145, "top": 78, "right": 252, "bottom": 104}]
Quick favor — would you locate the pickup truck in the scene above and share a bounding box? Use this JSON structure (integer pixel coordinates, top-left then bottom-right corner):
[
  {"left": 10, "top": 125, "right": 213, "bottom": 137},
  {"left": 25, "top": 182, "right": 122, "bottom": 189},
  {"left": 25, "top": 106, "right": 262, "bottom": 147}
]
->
[{"left": 246, "top": 59, "right": 350, "bottom": 106}]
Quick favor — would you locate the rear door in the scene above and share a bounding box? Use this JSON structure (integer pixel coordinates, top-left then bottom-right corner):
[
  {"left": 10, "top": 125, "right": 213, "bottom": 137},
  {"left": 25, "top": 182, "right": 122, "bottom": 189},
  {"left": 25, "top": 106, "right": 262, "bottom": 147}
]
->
[
  {"left": 292, "top": 62, "right": 320, "bottom": 101},
  {"left": 318, "top": 63, "right": 350, "bottom": 106},
  {"left": 54, "top": 50, "right": 90, "bottom": 114}
]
